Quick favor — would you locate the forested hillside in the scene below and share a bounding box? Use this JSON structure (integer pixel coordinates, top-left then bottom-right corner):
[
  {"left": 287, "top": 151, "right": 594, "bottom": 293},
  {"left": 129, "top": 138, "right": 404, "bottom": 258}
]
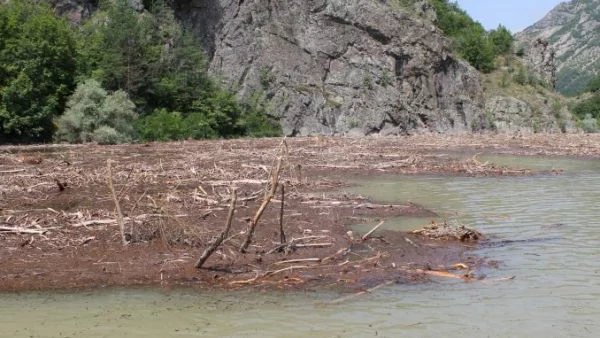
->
[{"left": 0, "top": 0, "right": 280, "bottom": 144}]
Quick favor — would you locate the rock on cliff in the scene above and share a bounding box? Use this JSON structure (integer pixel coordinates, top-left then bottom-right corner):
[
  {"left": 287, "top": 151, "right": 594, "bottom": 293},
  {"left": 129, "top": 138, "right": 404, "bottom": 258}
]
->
[
  {"left": 521, "top": 38, "right": 556, "bottom": 88},
  {"left": 48, "top": 0, "right": 95, "bottom": 23},
  {"left": 179, "top": 0, "right": 484, "bottom": 136},
  {"left": 516, "top": 0, "right": 600, "bottom": 95}
]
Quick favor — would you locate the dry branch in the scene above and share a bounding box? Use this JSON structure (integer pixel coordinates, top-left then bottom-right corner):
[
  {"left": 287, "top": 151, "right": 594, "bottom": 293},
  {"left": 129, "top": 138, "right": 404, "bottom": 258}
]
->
[
  {"left": 195, "top": 189, "right": 237, "bottom": 268},
  {"left": 272, "top": 258, "right": 321, "bottom": 265},
  {"left": 0, "top": 225, "right": 50, "bottom": 234},
  {"left": 279, "top": 183, "right": 286, "bottom": 244},
  {"left": 361, "top": 220, "right": 384, "bottom": 241},
  {"left": 107, "top": 160, "right": 128, "bottom": 245},
  {"left": 240, "top": 152, "right": 283, "bottom": 253},
  {"left": 229, "top": 265, "right": 311, "bottom": 285}
]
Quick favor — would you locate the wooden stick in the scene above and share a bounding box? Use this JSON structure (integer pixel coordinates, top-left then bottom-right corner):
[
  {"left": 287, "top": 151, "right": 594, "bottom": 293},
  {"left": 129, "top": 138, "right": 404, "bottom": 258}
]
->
[
  {"left": 362, "top": 221, "right": 385, "bottom": 241},
  {"left": 272, "top": 258, "right": 321, "bottom": 265},
  {"left": 279, "top": 183, "right": 286, "bottom": 244},
  {"left": 240, "top": 154, "right": 283, "bottom": 253},
  {"left": 195, "top": 189, "right": 237, "bottom": 268},
  {"left": 0, "top": 169, "right": 27, "bottom": 174},
  {"left": 107, "top": 160, "right": 128, "bottom": 245},
  {"left": 294, "top": 243, "right": 333, "bottom": 248},
  {"left": 0, "top": 225, "right": 50, "bottom": 234}
]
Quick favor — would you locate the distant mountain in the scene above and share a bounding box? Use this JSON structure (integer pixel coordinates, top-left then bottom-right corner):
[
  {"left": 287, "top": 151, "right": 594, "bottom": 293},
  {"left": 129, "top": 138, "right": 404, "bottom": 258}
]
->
[{"left": 516, "top": 0, "right": 600, "bottom": 95}]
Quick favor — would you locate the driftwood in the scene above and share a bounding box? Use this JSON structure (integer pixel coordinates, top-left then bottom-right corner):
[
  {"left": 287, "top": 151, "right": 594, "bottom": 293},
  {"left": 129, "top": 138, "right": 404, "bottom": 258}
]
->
[
  {"left": 195, "top": 189, "right": 237, "bottom": 268},
  {"left": 107, "top": 160, "right": 128, "bottom": 245},
  {"left": 240, "top": 148, "right": 284, "bottom": 253},
  {"left": 279, "top": 183, "right": 286, "bottom": 244},
  {"left": 272, "top": 258, "right": 321, "bottom": 265},
  {"left": 413, "top": 221, "right": 482, "bottom": 241},
  {"left": 361, "top": 220, "right": 384, "bottom": 241},
  {"left": 266, "top": 235, "right": 332, "bottom": 254},
  {"left": 0, "top": 225, "right": 51, "bottom": 234},
  {"left": 229, "top": 265, "right": 311, "bottom": 285}
]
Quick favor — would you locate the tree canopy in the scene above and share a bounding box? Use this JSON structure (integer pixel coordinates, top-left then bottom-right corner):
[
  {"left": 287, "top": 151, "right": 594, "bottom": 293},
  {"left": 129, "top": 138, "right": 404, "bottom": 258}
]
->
[
  {"left": 419, "top": 0, "right": 515, "bottom": 73},
  {"left": 0, "top": 1, "right": 76, "bottom": 142}
]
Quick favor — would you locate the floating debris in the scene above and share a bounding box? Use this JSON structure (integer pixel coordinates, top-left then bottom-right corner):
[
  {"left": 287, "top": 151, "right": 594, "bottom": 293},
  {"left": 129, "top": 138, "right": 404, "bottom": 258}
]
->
[{"left": 413, "top": 221, "right": 482, "bottom": 242}]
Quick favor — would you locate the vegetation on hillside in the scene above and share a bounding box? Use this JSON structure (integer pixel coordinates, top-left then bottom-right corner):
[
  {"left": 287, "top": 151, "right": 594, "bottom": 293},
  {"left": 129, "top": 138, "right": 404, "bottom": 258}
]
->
[
  {"left": 394, "top": 0, "right": 514, "bottom": 73},
  {"left": 572, "top": 74, "right": 600, "bottom": 132},
  {"left": 0, "top": 0, "right": 280, "bottom": 144}
]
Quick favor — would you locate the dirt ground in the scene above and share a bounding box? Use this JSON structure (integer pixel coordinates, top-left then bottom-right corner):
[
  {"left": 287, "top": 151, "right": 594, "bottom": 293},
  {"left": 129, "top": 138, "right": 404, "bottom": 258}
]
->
[{"left": 2, "top": 133, "right": 600, "bottom": 292}]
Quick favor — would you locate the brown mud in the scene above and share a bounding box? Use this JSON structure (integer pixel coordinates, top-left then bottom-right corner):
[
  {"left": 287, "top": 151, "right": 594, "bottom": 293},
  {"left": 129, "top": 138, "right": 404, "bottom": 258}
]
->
[{"left": 2, "top": 134, "right": 600, "bottom": 292}]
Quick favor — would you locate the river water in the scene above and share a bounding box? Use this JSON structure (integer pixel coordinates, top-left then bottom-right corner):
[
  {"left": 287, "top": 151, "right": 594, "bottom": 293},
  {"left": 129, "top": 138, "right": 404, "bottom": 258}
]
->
[{"left": 2, "top": 155, "right": 600, "bottom": 337}]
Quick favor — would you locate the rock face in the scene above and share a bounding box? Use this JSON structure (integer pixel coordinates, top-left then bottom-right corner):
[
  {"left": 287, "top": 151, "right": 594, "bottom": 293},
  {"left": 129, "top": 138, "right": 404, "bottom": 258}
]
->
[
  {"left": 522, "top": 38, "right": 556, "bottom": 88},
  {"left": 49, "top": 0, "right": 95, "bottom": 23},
  {"left": 181, "top": 0, "right": 485, "bottom": 136},
  {"left": 484, "top": 96, "right": 574, "bottom": 133},
  {"left": 516, "top": 0, "right": 600, "bottom": 95}
]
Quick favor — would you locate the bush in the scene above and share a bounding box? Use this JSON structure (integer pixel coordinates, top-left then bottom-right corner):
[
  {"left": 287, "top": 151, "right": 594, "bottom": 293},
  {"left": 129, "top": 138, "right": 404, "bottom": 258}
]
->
[
  {"left": 578, "top": 114, "right": 598, "bottom": 133},
  {"left": 136, "top": 109, "right": 190, "bottom": 141},
  {"left": 573, "top": 95, "right": 600, "bottom": 120},
  {"left": 92, "top": 126, "right": 128, "bottom": 144},
  {"left": 55, "top": 79, "right": 137, "bottom": 143}
]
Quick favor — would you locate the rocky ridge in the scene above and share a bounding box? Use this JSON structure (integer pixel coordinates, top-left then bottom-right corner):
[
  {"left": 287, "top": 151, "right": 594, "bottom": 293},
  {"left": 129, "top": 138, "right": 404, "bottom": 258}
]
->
[{"left": 516, "top": 0, "right": 600, "bottom": 95}]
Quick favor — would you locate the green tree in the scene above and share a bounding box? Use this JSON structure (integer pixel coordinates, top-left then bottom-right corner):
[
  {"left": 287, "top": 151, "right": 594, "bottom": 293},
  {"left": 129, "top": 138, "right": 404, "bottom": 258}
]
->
[
  {"left": 55, "top": 79, "right": 137, "bottom": 144},
  {"left": 75, "top": 0, "right": 280, "bottom": 141},
  {"left": 489, "top": 25, "right": 513, "bottom": 55},
  {"left": 0, "top": 0, "right": 76, "bottom": 142},
  {"left": 456, "top": 30, "right": 495, "bottom": 73}
]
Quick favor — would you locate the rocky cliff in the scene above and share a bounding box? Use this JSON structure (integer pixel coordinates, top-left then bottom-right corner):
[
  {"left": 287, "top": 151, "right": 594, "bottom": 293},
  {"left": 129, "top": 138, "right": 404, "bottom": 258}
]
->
[
  {"left": 37, "top": 0, "right": 575, "bottom": 135},
  {"left": 516, "top": 0, "right": 600, "bottom": 95},
  {"left": 178, "top": 0, "right": 485, "bottom": 136}
]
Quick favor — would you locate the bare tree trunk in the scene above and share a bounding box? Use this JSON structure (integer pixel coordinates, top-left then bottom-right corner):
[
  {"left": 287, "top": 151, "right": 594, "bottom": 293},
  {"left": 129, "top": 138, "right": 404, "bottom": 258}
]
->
[
  {"left": 195, "top": 189, "right": 237, "bottom": 268},
  {"left": 240, "top": 156, "right": 283, "bottom": 253}
]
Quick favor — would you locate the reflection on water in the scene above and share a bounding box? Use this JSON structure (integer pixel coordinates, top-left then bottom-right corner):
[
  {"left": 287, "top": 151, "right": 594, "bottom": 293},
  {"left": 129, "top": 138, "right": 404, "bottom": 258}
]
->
[{"left": 2, "top": 156, "right": 600, "bottom": 337}]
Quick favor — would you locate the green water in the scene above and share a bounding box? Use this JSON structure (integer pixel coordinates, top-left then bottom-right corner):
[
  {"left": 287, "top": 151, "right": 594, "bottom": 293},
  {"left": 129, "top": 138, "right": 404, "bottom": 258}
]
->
[{"left": 2, "top": 155, "right": 600, "bottom": 337}]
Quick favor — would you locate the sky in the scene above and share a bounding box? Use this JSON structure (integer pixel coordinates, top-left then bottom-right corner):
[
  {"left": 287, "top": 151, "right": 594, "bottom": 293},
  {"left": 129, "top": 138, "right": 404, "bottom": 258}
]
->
[{"left": 454, "top": 0, "right": 566, "bottom": 33}]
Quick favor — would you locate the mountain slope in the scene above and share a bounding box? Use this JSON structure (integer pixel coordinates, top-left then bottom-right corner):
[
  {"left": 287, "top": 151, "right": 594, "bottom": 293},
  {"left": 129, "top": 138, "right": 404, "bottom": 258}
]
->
[{"left": 516, "top": 0, "right": 600, "bottom": 95}]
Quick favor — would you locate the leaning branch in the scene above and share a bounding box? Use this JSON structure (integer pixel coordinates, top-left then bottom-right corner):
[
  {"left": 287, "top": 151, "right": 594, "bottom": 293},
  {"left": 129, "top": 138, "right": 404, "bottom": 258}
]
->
[
  {"left": 240, "top": 154, "right": 283, "bottom": 253},
  {"left": 195, "top": 189, "right": 238, "bottom": 268},
  {"left": 107, "top": 160, "right": 128, "bottom": 245}
]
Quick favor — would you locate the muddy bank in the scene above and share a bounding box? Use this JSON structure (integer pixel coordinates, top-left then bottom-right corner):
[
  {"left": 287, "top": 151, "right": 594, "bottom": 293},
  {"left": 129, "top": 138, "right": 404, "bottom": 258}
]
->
[{"left": 2, "top": 134, "right": 599, "bottom": 292}]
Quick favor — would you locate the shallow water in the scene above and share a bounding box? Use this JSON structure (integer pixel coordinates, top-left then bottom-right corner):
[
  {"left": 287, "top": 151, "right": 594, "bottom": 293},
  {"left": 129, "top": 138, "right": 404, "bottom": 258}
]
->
[{"left": 2, "top": 155, "right": 600, "bottom": 337}]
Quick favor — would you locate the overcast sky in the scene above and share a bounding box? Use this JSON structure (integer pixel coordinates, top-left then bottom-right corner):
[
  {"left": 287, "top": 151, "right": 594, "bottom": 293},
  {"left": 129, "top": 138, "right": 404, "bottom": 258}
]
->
[{"left": 454, "top": 0, "right": 566, "bottom": 33}]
